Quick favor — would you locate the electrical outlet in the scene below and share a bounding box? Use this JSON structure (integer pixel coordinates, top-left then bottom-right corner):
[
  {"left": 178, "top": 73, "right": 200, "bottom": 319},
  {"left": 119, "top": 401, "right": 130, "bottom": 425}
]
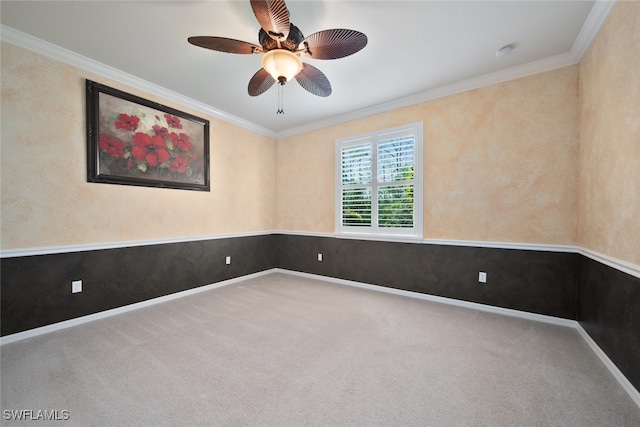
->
[
  {"left": 478, "top": 272, "right": 487, "bottom": 283},
  {"left": 226, "top": 256, "right": 231, "bottom": 265},
  {"left": 72, "top": 280, "right": 82, "bottom": 293},
  {"left": 317, "top": 253, "right": 323, "bottom": 262}
]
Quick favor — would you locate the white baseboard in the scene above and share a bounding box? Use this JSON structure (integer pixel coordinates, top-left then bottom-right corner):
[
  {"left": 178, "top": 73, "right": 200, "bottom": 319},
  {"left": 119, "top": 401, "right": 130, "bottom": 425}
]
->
[
  {"left": 276, "top": 268, "right": 640, "bottom": 408},
  {"left": 0, "top": 267, "right": 576, "bottom": 344},
  {"left": 275, "top": 269, "right": 578, "bottom": 327},
  {"left": 576, "top": 324, "right": 640, "bottom": 408},
  {"left": 0, "top": 269, "right": 277, "bottom": 346},
  {"left": 1, "top": 268, "right": 637, "bottom": 409}
]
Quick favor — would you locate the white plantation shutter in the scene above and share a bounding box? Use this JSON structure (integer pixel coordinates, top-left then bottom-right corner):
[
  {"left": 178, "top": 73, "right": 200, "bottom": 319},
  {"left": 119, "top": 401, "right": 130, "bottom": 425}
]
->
[
  {"left": 336, "top": 123, "right": 423, "bottom": 237},
  {"left": 377, "top": 135, "right": 415, "bottom": 229},
  {"left": 340, "top": 142, "right": 372, "bottom": 227}
]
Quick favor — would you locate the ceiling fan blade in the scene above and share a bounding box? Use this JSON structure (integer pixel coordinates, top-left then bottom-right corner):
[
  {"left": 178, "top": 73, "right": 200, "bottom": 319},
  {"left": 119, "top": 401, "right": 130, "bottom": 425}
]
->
[
  {"left": 248, "top": 68, "right": 276, "bottom": 96},
  {"left": 250, "top": 0, "right": 290, "bottom": 41},
  {"left": 295, "top": 63, "right": 332, "bottom": 97},
  {"left": 188, "top": 36, "right": 261, "bottom": 54},
  {"left": 301, "top": 29, "right": 368, "bottom": 60}
]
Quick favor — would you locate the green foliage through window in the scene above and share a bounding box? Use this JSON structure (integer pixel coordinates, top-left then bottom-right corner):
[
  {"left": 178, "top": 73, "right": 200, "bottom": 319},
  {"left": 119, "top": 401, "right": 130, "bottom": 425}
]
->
[{"left": 338, "top": 127, "right": 420, "bottom": 235}]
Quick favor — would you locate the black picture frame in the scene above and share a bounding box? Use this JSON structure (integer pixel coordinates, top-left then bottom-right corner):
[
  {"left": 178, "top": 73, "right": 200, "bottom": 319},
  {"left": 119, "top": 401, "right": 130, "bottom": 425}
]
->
[{"left": 86, "top": 80, "right": 210, "bottom": 191}]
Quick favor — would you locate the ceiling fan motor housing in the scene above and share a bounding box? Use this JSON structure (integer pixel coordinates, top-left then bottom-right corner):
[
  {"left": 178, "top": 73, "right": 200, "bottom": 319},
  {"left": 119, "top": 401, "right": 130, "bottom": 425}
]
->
[
  {"left": 259, "top": 24, "right": 305, "bottom": 52},
  {"left": 188, "top": 0, "right": 366, "bottom": 98}
]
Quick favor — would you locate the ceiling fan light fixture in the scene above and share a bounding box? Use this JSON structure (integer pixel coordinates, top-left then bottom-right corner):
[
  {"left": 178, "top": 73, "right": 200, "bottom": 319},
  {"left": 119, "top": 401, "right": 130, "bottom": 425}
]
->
[
  {"left": 261, "top": 49, "right": 303, "bottom": 84},
  {"left": 189, "top": 0, "right": 366, "bottom": 98}
]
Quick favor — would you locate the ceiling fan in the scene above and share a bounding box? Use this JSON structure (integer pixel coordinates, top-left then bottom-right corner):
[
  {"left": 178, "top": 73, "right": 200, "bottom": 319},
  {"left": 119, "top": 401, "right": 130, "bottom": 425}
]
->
[{"left": 188, "top": 0, "right": 367, "bottom": 101}]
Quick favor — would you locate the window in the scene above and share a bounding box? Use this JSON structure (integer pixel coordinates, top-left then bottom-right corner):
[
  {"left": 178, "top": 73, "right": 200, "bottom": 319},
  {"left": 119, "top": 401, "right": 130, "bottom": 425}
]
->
[{"left": 336, "top": 122, "right": 423, "bottom": 237}]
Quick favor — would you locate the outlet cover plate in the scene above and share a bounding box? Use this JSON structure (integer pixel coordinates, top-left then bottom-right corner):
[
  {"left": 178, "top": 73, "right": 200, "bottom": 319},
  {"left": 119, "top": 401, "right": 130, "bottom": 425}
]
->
[{"left": 72, "top": 280, "right": 82, "bottom": 293}]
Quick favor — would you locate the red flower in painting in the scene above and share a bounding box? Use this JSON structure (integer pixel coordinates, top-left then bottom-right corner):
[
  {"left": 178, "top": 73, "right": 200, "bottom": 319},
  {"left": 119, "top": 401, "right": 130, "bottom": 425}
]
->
[
  {"left": 132, "top": 132, "right": 170, "bottom": 167},
  {"left": 103, "top": 108, "right": 200, "bottom": 176},
  {"left": 169, "top": 132, "right": 193, "bottom": 152},
  {"left": 99, "top": 133, "right": 126, "bottom": 158},
  {"left": 152, "top": 125, "right": 169, "bottom": 139},
  {"left": 114, "top": 113, "right": 140, "bottom": 131},
  {"left": 164, "top": 114, "right": 183, "bottom": 129},
  {"left": 170, "top": 156, "right": 190, "bottom": 173}
]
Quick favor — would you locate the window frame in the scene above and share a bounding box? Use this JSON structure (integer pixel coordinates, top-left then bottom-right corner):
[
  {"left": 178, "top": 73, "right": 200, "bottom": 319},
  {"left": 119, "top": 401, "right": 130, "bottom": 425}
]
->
[{"left": 335, "top": 122, "right": 423, "bottom": 238}]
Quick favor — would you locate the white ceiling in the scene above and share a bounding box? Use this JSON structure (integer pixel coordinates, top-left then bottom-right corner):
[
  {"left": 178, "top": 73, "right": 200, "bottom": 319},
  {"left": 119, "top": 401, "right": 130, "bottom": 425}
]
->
[{"left": 1, "top": 1, "right": 613, "bottom": 137}]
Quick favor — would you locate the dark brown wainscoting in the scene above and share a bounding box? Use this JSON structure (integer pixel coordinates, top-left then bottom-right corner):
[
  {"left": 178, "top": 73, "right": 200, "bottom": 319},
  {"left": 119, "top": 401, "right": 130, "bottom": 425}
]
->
[
  {"left": 578, "top": 256, "right": 640, "bottom": 394},
  {"left": 274, "top": 234, "right": 579, "bottom": 319},
  {"left": 3, "top": 233, "right": 637, "bottom": 395},
  {"left": 1, "top": 235, "right": 276, "bottom": 336}
]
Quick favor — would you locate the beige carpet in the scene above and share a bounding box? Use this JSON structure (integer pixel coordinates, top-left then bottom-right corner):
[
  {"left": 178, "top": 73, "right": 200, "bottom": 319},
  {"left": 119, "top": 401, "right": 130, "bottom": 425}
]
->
[{"left": 1, "top": 272, "right": 639, "bottom": 426}]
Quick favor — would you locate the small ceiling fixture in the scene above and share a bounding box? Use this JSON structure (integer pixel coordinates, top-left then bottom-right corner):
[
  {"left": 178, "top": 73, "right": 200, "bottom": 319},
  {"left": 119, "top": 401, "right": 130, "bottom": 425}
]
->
[
  {"left": 496, "top": 44, "right": 515, "bottom": 58},
  {"left": 187, "top": 0, "right": 367, "bottom": 114}
]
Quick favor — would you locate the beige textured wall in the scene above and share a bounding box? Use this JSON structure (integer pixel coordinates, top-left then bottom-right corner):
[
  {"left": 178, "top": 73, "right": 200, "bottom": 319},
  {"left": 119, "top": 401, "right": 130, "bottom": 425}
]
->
[
  {"left": 1, "top": 40, "right": 587, "bottom": 250},
  {"left": 0, "top": 43, "right": 276, "bottom": 250},
  {"left": 578, "top": 1, "right": 640, "bottom": 266},
  {"left": 277, "top": 66, "right": 579, "bottom": 245}
]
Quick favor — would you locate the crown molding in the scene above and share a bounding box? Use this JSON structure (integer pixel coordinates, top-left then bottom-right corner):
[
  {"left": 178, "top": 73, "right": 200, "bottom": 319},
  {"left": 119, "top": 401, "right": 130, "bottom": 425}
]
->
[
  {"left": 571, "top": 0, "right": 617, "bottom": 60},
  {"left": 273, "top": 0, "right": 617, "bottom": 139},
  {"left": 2, "top": 1, "right": 616, "bottom": 141},
  {"left": 0, "top": 25, "right": 277, "bottom": 139},
  {"left": 274, "top": 51, "right": 578, "bottom": 138}
]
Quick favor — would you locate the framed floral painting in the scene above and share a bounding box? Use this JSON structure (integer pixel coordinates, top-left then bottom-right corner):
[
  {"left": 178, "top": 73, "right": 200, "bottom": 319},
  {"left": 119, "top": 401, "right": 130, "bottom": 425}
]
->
[{"left": 86, "top": 80, "right": 210, "bottom": 191}]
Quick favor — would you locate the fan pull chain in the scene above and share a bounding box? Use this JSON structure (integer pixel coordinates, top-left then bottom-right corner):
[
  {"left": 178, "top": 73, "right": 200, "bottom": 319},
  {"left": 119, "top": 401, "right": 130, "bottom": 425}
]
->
[{"left": 277, "top": 83, "right": 285, "bottom": 114}]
